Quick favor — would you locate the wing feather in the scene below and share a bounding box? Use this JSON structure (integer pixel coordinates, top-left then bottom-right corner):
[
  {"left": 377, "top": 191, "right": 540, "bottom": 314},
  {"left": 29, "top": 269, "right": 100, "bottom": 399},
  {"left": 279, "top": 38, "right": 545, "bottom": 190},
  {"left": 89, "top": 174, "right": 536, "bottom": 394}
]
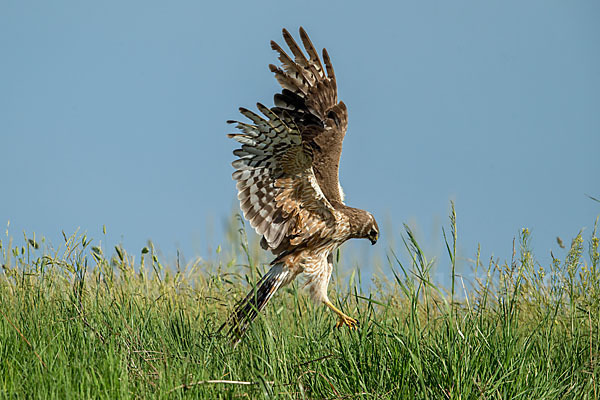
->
[
  {"left": 282, "top": 29, "right": 311, "bottom": 70},
  {"left": 228, "top": 107, "right": 336, "bottom": 253},
  {"left": 269, "top": 28, "right": 347, "bottom": 205},
  {"left": 299, "top": 27, "right": 325, "bottom": 78},
  {"left": 228, "top": 28, "right": 350, "bottom": 254}
]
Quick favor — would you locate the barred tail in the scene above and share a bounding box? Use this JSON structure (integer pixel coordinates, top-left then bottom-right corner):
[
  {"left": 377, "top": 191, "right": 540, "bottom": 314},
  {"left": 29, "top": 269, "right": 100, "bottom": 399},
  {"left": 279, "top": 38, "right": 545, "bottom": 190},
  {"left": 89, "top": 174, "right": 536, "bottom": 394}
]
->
[{"left": 222, "top": 263, "right": 290, "bottom": 343}]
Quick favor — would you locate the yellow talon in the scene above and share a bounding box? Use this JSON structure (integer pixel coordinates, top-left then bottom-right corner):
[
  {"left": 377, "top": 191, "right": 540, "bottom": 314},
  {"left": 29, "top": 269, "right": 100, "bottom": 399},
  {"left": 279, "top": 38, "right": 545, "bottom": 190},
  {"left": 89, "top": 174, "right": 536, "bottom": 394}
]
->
[
  {"left": 324, "top": 299, "right": 359, "bottom": 330},
  {"left": 335, "top": 314, "right": 359, "bottom": 329}
]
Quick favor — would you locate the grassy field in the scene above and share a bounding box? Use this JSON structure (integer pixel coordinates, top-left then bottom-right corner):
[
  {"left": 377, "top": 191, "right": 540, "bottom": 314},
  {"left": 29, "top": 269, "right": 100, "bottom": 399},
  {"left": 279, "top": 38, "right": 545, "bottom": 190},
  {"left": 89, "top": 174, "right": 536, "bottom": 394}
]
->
[{"left": 1, "top": 206, "right": 599, "bottom": 399}]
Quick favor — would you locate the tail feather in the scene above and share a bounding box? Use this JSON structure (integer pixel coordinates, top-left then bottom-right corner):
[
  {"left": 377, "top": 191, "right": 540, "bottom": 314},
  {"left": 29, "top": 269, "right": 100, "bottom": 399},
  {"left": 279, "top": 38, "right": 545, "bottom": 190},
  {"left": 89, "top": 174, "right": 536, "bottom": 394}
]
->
[{"left": 222, "top": 264, "right": 290, "bottom": 343}]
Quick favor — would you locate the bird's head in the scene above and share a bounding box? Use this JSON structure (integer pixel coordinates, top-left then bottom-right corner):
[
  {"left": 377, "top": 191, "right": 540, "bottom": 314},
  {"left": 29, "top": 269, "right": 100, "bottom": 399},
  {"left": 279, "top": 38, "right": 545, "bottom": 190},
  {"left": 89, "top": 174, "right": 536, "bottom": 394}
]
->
[
  {"left": 365, "top": 213, "right": 379, "bottom": 245},
  {"left": 349, "top": 210, "right": 379, "bottom": 245}
]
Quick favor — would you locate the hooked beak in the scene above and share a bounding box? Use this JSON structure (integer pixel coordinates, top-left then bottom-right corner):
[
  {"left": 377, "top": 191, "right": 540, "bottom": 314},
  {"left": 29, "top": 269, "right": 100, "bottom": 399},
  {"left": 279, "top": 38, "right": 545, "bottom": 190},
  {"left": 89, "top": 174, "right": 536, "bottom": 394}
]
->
[{"left": 370, "top": 234, "right": 378, "bottom": 245}]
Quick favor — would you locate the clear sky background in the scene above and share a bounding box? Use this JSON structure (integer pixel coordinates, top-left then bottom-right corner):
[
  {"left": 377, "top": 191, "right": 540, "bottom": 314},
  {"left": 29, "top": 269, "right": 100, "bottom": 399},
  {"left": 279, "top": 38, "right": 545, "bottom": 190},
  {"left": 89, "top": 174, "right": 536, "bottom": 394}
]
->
[{"left": 2, "top": 1, "right": 599, "bottom": 282}]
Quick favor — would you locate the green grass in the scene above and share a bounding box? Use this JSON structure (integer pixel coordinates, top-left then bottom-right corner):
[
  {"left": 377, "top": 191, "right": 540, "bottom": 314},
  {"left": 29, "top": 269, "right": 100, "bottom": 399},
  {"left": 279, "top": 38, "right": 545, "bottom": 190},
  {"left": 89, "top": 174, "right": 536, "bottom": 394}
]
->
[{"left": 1, "top": 206, "right": 599, "bottom": 399}]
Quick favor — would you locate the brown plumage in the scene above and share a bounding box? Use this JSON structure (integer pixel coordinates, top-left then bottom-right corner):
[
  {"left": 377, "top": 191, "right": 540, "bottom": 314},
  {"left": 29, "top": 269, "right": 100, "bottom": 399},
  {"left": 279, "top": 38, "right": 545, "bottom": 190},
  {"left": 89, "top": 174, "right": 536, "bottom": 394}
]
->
[{"left": 224, "top": 27, "right": 379, "bottom": 343}]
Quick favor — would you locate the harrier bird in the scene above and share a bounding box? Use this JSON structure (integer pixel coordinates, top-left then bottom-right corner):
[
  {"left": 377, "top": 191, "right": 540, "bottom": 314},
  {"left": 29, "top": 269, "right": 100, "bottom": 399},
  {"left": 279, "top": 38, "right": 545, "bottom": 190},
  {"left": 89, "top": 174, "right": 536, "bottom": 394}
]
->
[{"left": 226, "top": 27, "right": 379, "bottom": 340}]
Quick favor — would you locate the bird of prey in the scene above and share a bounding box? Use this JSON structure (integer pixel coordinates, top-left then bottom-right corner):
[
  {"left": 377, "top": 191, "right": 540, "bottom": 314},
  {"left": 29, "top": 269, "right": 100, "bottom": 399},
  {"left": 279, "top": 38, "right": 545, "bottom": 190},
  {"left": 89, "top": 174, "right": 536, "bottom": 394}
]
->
[{"left": 225, "top": 27, "right": 379, "bottom": 340}]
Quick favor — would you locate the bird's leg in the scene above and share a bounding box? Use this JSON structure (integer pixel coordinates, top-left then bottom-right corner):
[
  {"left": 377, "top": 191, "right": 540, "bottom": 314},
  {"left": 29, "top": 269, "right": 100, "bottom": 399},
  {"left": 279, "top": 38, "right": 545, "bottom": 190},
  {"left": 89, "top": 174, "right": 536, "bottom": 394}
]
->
[{"left": 324, "top": 299, "right": 358, "bottom": 329}]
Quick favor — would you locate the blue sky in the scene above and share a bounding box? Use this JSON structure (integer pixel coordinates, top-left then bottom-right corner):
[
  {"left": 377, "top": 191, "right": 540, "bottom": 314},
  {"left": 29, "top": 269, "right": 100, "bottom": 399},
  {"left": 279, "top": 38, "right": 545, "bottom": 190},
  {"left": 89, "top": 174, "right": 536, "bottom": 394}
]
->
[{"left": 2, "top": 1, "right": 598, "bottom": 280}]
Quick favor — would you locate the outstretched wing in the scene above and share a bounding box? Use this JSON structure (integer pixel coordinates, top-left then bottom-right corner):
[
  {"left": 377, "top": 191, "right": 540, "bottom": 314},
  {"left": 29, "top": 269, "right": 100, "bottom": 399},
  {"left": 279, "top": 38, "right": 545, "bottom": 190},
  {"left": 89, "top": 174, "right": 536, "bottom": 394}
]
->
[
  {"left": 269, "top": 27, "right": 348, "bottom": 205},
  {"left": 228, "top": 104, "right": 337, "bottom": 253}
]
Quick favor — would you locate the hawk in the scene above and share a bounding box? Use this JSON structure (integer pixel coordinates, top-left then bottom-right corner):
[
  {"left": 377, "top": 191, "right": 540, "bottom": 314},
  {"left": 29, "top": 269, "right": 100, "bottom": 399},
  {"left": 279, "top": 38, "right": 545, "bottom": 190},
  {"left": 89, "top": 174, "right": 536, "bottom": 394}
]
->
[{"left": 225, "top": 27, "right": 379, "bottom": 340}]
